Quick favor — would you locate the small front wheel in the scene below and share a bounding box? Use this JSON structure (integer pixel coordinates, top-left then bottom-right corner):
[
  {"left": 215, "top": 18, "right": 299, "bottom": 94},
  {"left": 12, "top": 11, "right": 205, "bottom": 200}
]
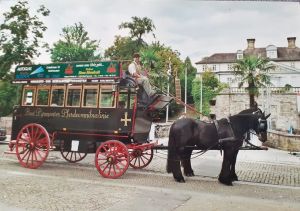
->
[
  {"left": 95, "top": 140, "right": 129, "bottom": 179},
  {"left": 129, "top": 148, "right": 153, "bottom": 169}
]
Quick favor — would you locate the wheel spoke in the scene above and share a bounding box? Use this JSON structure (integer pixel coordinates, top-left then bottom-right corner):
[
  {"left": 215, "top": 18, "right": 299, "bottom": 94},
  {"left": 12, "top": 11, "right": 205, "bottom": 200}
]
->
[
  {"left": 16, "top": 124, "right": 49, "bottom": 169},
  {"left": 20, "top": 148, "right": 30, "bottom": 161}
]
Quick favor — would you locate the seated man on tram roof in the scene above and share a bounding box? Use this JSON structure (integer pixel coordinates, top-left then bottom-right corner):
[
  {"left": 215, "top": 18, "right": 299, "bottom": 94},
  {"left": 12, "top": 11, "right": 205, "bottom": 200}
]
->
[{"left": 128, "top": 53, "right": 157, "bottom": 102}]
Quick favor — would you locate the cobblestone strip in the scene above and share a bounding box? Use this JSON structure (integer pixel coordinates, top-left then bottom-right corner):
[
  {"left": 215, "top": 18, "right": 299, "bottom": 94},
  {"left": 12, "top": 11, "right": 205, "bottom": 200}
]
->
[{"left": 236, "top": 162, "right": 300, "bottom": 187}]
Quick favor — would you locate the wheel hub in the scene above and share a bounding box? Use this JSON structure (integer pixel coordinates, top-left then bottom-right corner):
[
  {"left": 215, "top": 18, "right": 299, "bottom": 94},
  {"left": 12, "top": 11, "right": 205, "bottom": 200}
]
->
[
  {"left": 107, "top": 155, "right": 117, "bottom": 164},
  {"left": 26, "top": 142, "right": 35, "bottom": 150}
]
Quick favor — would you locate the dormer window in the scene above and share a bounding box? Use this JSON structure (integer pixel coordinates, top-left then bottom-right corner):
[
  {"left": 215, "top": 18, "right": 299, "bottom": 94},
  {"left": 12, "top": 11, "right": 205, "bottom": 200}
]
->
[
  {"left": 236, "top": 50, "right": 243, "bottom": 60},
  {"left": 266, "top": 45, "right": 278, "bottom": 59}
]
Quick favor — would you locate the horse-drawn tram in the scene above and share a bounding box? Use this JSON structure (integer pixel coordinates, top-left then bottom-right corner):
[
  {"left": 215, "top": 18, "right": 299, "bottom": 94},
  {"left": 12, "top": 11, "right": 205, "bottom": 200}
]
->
[{"left": 6, "top": 60, "right": 172, "bottom": 179}]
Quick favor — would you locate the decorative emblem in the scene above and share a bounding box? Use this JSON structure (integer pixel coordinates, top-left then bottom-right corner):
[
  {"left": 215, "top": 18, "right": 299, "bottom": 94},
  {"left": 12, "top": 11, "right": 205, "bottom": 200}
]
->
[{"left": 121, "top": 112, "right": 131, "bottom": 126}]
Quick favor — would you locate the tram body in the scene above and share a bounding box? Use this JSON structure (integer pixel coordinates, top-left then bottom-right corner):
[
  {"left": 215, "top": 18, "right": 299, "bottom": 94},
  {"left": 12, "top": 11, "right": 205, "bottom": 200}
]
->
[{"left": 7, "top": 60, "right": 171, "bottom": 178}]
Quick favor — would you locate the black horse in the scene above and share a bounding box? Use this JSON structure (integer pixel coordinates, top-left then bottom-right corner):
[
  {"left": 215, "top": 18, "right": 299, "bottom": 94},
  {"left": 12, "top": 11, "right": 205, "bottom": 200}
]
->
[{"left": 166, "top": 108, "right": 270, "bottom": 186}]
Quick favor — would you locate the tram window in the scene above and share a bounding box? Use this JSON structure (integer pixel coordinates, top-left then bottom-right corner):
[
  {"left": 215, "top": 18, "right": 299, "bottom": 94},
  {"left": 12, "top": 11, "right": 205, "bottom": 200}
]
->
[
  {"left": 129, "top": 94, "right": 135, "bottom": 109},
  {"left": 51, "top": 86, "right": 65, "bottom": 106},
  {"left": 22, "top": 87, "right": 36, "bottom": 106},
  {"left": 118, "top": 89, "right": 136, "bottom": 109},
  {"left": 118, "top": 90, "right": 128, "bottom": 109},
  {"left": 83, "top": 86, "right": 98, "bottom": 107},
  {"left": 66, "top": 85, "right": 82, "bottom": 107},
  {"left": 36, "top": 88, "right": 50, "bottom": 106},
  {"left": 99, "top": 85, "right": 115, "bottom": 108}
]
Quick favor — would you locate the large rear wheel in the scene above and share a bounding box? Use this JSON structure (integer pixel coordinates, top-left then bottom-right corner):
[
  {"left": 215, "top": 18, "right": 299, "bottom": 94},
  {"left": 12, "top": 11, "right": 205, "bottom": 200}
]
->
[
  {"left": 95, "top": 140, "right": 129, "bottom": 179},
  {"left": 16, "top": 123, "right": 50, "bottom": 169}
]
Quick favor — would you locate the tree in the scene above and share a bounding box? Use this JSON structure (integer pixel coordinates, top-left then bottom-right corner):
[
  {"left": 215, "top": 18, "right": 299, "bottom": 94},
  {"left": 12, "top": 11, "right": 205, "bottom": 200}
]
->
[
  {"left": 192, "top": 70, "right": 224, "bottom": 116},
  {"left": 51, "top": 22, "right": 100, "bottom": 62},
  {"left": 179, "top": 57, "right": 197, "bottom": 104},
  {"left": 0, "top": 0, "right": 49, "bottom": 116},
  {"left": 0, "top": 76, "right": 19, "bottom": 116},
  {"left": 119, "top": 16, "right": 155, "bottom": 48},
  {"left": 104, "top": 36, "right": 141, "bottom": 60},
  {"left": 233, "top": 56, "right": 275, "bottom": 108},
  {"left": 0, "top": 0, "right": 50, "bottom": 79}
]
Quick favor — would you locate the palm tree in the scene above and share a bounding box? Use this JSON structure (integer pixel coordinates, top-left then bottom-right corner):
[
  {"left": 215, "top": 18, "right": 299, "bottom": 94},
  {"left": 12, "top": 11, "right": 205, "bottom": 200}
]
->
[{"left": 233, "top": 56, "right": 275, "bottom": 108}]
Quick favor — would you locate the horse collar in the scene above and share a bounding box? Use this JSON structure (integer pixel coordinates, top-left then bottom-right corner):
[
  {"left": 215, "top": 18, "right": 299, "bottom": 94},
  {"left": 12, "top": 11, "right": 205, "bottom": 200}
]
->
[{"left": 213, "top": 117, "right": 236, "bottom": 144}]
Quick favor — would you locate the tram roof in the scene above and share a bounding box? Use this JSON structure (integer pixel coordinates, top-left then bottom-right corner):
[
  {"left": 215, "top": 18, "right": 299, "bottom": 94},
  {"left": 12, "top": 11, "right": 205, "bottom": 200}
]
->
[{"left": 13, "top": 60, "right": 124, "bottom": 84}]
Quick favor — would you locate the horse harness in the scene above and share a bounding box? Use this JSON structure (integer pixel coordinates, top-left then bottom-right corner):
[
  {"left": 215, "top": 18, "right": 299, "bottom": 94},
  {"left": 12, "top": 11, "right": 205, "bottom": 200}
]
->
[{"left": 213, "top": 117, "right": 240, "bottom": 154}]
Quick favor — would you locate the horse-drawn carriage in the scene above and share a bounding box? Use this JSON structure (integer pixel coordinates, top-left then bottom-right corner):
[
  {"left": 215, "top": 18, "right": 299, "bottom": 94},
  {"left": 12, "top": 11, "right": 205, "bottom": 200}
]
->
[
  {"left": 5, "top": 60, "right": 172, "bottom": 178},
  {"left": 5, "top": 60, "right": 270, "bottom": 185}
]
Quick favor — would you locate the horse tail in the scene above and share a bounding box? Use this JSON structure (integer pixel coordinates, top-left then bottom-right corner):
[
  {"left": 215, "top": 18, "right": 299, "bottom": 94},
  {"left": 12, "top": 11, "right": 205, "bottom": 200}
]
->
[{"left": 167, "top": 124, "right": 176, "bottom": 173}]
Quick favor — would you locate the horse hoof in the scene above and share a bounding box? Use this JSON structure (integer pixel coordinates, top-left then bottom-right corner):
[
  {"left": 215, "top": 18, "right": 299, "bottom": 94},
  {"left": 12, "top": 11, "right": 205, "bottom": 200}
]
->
[
  {"left": 231, "top": 176, "right": 238, "bottom": 181},
  {"left": 218, "top": 177, "right": 233, "bottom": 186},
  {"left": 184, "top": 172, "right": 195, "bottom": 177},
  {"left": 175, "top": 177, "right": 185, "bottom": 183}
]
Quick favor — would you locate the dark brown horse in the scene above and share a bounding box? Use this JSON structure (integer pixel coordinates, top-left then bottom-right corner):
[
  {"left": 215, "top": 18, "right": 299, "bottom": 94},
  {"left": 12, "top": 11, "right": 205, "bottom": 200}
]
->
[{"left": 166, "top": 108, "right": 270, "bottom": 185}]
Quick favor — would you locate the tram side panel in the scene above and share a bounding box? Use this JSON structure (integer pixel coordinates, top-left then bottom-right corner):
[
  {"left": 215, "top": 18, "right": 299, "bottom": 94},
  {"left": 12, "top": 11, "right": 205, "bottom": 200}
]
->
[{"left": 11, "top": 106, "right": 134, "bottom": 145}]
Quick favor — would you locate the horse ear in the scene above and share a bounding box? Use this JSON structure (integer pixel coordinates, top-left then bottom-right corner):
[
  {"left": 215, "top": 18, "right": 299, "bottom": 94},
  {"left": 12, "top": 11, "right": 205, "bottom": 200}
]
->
[{"left": 265, "top": 113, "right": 271, "bottom": 119}]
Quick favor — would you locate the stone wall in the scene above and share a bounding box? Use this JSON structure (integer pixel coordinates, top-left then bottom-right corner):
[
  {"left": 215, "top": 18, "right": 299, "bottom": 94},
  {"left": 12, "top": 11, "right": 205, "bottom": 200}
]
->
[
  {"left": 265, "top": 130, "right": 300, "bottom": 152},
  {"left": 0, "top": 117, "right": 12, "bottom": 134},
  {"left": 154, "top": 122, "right": 172, "bottom": 138},
  {"left": 211, "top": 88, "right": 300, "bottom": 131}
]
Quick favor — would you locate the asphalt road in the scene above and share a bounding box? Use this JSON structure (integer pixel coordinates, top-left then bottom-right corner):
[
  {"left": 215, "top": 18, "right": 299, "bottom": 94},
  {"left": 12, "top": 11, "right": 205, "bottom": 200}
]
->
[{"left": 0, "top": 142, "right": 300, "bottom": 211}]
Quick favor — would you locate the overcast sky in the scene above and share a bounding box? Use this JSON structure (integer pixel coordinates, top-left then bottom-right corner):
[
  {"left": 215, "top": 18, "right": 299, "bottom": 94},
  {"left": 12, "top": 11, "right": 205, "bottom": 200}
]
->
[{"left": 1, "top": 0, "right": 300, "bottom": 65}]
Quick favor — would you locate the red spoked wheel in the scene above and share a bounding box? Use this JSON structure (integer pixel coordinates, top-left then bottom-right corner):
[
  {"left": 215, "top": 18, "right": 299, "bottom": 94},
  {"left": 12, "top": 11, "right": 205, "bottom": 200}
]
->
[
  {"left": 129, "top": 147, "right": 154, "bottom": 169},
  {"left": 16, "top": 123, "right": 50, "bottom": 169},
  {"left": 60, "top": 151, "right": 87, "bottom": 163},
  {"left": 95, "top": 140, "right": 129, "bottom": 179}
]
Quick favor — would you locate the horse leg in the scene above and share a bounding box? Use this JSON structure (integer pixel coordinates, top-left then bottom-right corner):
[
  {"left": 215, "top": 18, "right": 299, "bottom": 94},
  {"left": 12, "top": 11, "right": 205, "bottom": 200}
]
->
[
  {"left": 167, "top": 147, "right": 185, "bottom": 183},
  {"left": 181, "top": 149, "right": 194, "bottom": 177},
  {"left": 229, "top": 150, "right": 239, "bottom": 181},
  {"left": 218, "top": 148, "right": 234, "bottom": 186}
]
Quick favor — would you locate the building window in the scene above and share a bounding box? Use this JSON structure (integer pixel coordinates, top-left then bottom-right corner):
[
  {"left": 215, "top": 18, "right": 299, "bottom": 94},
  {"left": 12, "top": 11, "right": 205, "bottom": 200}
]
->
[
  {"left": 228, "top": 64, "right": 233, "bottom": 71},
  {"left": 212, "top": 64, "right": 216, "bottom": 71},
  {"left": 202, "top": 65, "right": 207, "bottom": 71}
]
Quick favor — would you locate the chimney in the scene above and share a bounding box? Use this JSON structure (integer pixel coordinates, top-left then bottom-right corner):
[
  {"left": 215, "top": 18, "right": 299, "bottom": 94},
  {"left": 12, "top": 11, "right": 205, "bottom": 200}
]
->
[
  {"left": 287, "top": 37, "right": 296, "bottom": 48},
  {"left": 247, "top": 38, "right": 255, "bottom": 49}
]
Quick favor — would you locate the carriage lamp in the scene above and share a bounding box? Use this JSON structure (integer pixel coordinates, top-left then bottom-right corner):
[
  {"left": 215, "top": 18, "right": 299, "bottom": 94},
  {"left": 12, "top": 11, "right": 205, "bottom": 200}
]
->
[{"left": 113, "top": 130, "right": 119, "bottom": 134}]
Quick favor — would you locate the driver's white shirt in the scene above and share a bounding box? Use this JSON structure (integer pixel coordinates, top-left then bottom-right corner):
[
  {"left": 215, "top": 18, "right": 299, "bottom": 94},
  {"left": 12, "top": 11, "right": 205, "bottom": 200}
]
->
[{"left": 128, "top": 61, "right": 141, "bottom": 76}]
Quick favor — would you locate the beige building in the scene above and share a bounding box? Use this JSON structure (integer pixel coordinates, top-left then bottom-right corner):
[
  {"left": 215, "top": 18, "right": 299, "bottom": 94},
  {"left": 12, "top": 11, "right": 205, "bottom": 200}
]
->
[
  {"left": 196, "top": 37, "right": 300, "bottom": 87},
  {"left": 195, "top": 37, "right": 300, "bottom": 131}
]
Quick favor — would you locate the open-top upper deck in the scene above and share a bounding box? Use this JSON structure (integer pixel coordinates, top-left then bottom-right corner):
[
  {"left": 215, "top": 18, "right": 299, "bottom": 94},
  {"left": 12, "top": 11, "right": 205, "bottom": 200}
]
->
[{"left": 13, "top": 61, "right": 123, "bottom": 84}]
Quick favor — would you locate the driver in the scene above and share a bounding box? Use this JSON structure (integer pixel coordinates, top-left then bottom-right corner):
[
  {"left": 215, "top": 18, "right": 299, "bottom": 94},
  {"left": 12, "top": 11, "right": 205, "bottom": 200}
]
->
[{"left": 128, "top": 53, "right": 157, "bottom": 101}]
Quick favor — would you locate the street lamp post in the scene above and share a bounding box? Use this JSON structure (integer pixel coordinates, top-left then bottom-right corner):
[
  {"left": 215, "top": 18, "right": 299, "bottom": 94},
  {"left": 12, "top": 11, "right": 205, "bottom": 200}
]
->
[
  {"left": 166, "top": 58, "right": 171, "bottom": 123},
  {"left": 200, "top": 74, "right": 203, "bottom": 116},
  {"left": 184, "top": 64, "right": 187, "bottom": 114}
]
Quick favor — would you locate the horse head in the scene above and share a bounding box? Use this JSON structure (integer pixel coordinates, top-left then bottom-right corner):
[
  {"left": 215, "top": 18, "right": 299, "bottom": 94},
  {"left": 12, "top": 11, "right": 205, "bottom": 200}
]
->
[
  {"left": 252, "top": 109, "right": 271, "bottom": 142},
  {"left": 238, "top": 108, "right": 270, "bottom": 142}
]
